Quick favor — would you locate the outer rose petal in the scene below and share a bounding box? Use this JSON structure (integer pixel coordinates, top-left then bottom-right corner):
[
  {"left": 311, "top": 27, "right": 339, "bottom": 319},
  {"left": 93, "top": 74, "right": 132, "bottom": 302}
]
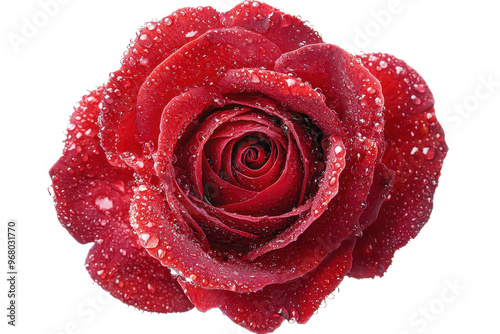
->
[
  {"left": 135, "top": 27, "right": 281, "bottom": 146},
  {"left": 349, "top": 53, "right": 448, "bottom": 278},
  {"left": 50, "top": 88, "right": 192, "bottom": 312},
  {"left": 180, "top": 238, "right": 355, "bottom": 333},
  {"left": 274, "top": 43, "right": 385, "bottom": 157},
  {"left": 358, "top": 163, "right": 395, "bottom": 231},
  {"left": 270, "top": 43, "right": 394, "bottom": 264},
  {"left": 86, "top": 225, "right": 193, "bottom": 313},
  {"left": 131, "top": 182, "right": 349, "bottom": 294},
  {"left": 50, "top": 88, "right": 134, "bottom": 243},
  {"left": 221, "top": 1, "right": 323, "bottom": 52},
  {"left": 100, "top": 6, "right": 221, "bottom": 165}
]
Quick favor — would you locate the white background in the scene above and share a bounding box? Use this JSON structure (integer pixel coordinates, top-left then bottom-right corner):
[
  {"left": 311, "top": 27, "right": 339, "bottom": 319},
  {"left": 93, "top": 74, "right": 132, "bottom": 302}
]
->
[{"left": 1, "top": 0, "right": 499, "bottom": 333}]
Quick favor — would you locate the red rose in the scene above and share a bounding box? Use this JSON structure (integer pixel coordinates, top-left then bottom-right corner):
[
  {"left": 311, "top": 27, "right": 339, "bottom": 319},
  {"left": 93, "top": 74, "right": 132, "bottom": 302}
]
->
[{"left": 49, "top": 1, "right": 448, "bottom": 333}]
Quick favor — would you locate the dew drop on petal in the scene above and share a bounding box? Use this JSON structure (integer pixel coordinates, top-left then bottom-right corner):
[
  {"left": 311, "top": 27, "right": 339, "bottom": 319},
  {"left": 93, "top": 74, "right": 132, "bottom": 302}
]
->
[
  {"left": 422, "top": 147, "right": 435, "bottom": 160},
  {"left": 329, "top": 176, "right": 337, "bottom": 186},
  {"left": 185, "top": 30, "right": 198, "bottom": 38},
  {"left": 139, "top": 233, "right": 159, "bottom": 248},
  {"left": 95, "top": 196, "right": 113, "bottom": 211},
  {"left": 411, "top": 95, "right": 422, "bottom": 105},
  {"left": 251, "top": 73, "right": 261, "bottom": 83},
  {"left": 164, "top": 17, "right": 173, "bottom": 25},
  {"left": 157, "top": 248, "right": 166, "bottom": 259},
  {"left": 139, "top": 34, "right": 152, "bottom": 48},
  {"left": 413, "top": 83, "right": 426, "bottom": 93}
]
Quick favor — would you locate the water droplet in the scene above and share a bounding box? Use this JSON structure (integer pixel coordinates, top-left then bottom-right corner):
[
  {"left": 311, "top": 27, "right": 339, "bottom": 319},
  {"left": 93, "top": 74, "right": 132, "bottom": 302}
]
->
[
  {"left": 251, "top": 73, "right": 261, "bottom": 83},
  {"left": 422, "top": 147, "right": 435, "bottom": 160},
  {"left": 185, "top": 30, "right": 198, "bottom": 38},
  {"left": 379, "top": 60, "right": 388, "bottom": 69},
  {"left": 164, "top": 17, "right": 173, "bottom": 26},
  {"left": 214, "top": 98, "right": 224, "bottom": 106},
  {"left": 147, "top": 283, "right": 156, "bottom": 293},
  {"left": 139, "top": 34, "right": 152, "bottom": 48},
  {"left": 374, "top": 97, "right": 383, "bottom": 106},
  {"left": 329, "top": 176, "right": 337, "bottom": 186},
  {"left": 97, "top": 270, "right": 107, "bottom": 279},
  {"left": 285, "top": 78, "right": 296, "bottom": 87},
  {"left": 67, "top": 123, "right": 76, "bottom": 131},
  {"left": 146, "top": 22, "right": 157, "bottom": 30},
  {"left": 411, "top": 95, "right": 422, "bottom": 105},
  {"left": 413, "top": 83, "right": 426, "bottom": 93},
  {"left": 139, "top": 232, "right": 159, "bottom": 248},
  {"left": 95, "top": 196, "right": 113, "bottom": 211}
]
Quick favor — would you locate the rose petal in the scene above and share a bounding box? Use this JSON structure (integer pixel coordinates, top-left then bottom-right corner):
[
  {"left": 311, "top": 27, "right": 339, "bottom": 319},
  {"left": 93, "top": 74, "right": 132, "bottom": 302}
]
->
[
  {"left": 131, "top": 184, "right": 345, "bottom": 293},
  {"left": 50, "top": 88, "right": 192, "bottom": 313},
  {"left": 86, "top": 225, "right": 193, "bottom": 313},
  {"left": 358, "top": 163, "right": 395, "bottom": 231},
  {"left": 231, "top": 141, "right": 283, "bottom": 192},
  {"left": 270, "top": 43, "right": 388, "bottom": 256},
  {"left": 187, "top": 195, "right": 309, "bottom": 237},
  {"left": 155, "top": 86, "right": 224, "bottom": 181},
  {"left": 349, "top": 53, "right": 448, "bottom": 278},
  {"left": 221, "top": 1, "right": 323, "bottom": 53},
  {"left": 219, "top": 68, "right": 345, "bottom": 137},
  {"left": 218, "top": 134, "right": 303, "bottom": 216},
  {"left": 136, "top": 27, "right": 281, "bottom": 145},
  {"left": 217, "top": 63, "right": 381, "bottom": 260},
  {"left": 224, "top": 97, "right": 323, "bottom": 202},
  {"left": 50, "top": 88, "right": 134, "bottom": 243},
  {"left": 99, "top": 6, "right": 222, "bottom": 165},
  {"left": 153, "top": 88, "right": 275, "bottom": 245},
  {"left": 189, "top": 108, "right": 286, "bottom": 196},
  {"left": 202, "top": 156, "right": 259, "bottom": 206},
  {"left": 245, "top": 135, "right": 346, "bottom": 260},
  {"left": 274, "top": 43, "right": 385, "bottom": 159},
  {"left": 180, "top": 238, "right": 355, "bottom": 333}
]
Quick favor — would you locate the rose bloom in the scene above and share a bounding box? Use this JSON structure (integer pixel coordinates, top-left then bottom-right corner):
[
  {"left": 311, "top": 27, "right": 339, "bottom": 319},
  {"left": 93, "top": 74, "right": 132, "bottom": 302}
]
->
[{"left": 50, "top": 1, "right": 447, "bottom": 333}]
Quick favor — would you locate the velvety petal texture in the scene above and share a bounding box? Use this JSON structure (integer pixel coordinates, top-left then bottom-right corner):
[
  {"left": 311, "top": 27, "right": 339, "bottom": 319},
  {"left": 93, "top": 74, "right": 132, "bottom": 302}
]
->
[
  {"left": 50, "top": 2, "right": 447, "bottom": 333},
  {"left": 50, "top": 88, "right": 193, "bottom": 313},
  {"left": 349, "top": 53, "right": 448, "bottom": 278}
]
